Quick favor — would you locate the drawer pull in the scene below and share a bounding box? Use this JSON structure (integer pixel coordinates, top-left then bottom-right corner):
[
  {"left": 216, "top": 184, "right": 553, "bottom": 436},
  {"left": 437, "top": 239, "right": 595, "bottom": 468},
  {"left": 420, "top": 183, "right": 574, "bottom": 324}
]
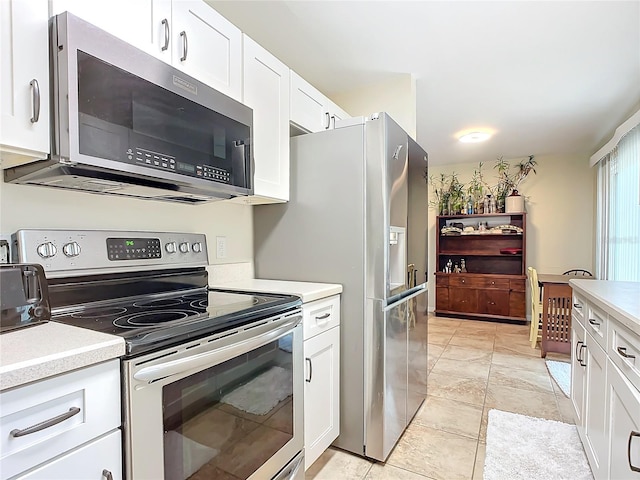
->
[
  {"left": 102, "top": 470, "right": 114, "bottom": 480},
  {"left": 10, "top": 407, "right": 81, "bottom": 438},
  {"left": 588, "top": 318, "right": 600, "bottom": 327},
  {"left": 315, "top": 313, "right": 331, "bottom": 320},
  {"left": 617, "top": 347, "right": 636, "bottom": 360},
  {"left": 573, "top": 302, "right": 582, "bottom": 309},
  {"left": 305, "top": 358, "right": 313, "bottom": 383},
  {"left": 629, "top": 431, "right": 640, "bottom": 473}
]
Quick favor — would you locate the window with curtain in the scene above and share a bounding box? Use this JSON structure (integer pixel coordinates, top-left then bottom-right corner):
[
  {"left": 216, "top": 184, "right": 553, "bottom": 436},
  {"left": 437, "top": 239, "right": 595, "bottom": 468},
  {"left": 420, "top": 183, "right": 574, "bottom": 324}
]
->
[{"left": 596, "top": 123, "right": 640, "bottom": 281}]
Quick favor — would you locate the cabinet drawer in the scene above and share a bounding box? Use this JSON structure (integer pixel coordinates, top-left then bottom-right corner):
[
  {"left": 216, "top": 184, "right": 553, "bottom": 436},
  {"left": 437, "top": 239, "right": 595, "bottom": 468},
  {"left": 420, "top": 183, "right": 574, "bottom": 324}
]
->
[
  {"left": 449, "top": 276, "right": 483, "bottom": 288},
  {"left": 449, "top": 288, "right": 478, "bottom": 313},
  {"left": 16, "top": 430, "right": 122, "bottom": 480},
  {"left": 483, "top": 278, "right": 510, "bottom": 289},
  {"left": 609, "top": 319, "right": 640, "bottom": 393},
  {"left": 572, "top": 292, "right": 587, "bottom": 327},
  {"left": 303, "top": 295, "right": 340, "bottom": 341},
  {"left": 585, "top": 303, "right": 608, "bottom": 350},
  {"left": 479, "top": 290, "right": 509, "bottom": 316},
  {"left": 510, "top": 279, "right": 526, "bottom": 292},
  {"left": 1, "top": 360, "right": 121, "bottom": 479}
]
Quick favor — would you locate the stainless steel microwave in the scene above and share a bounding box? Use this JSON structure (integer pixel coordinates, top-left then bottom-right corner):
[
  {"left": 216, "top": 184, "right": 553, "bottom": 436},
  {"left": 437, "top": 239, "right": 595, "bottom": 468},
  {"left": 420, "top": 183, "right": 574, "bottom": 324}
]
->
[{"left": 4, "top": 12, "right": 253, "bottom": 204}]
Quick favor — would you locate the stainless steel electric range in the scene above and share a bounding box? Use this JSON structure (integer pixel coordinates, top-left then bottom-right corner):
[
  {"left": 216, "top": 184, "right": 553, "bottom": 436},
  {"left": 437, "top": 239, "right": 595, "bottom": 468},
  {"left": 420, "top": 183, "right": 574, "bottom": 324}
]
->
[{"left": 12, "top": 229, "right": 305, "bottom": 480}]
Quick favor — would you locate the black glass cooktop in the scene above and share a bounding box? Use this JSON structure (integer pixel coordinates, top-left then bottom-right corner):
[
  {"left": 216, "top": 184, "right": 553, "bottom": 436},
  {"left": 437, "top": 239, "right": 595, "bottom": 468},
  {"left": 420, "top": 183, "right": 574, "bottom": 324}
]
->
[{"left": 52, "top": 289, "right": 301, "bottom": 356}]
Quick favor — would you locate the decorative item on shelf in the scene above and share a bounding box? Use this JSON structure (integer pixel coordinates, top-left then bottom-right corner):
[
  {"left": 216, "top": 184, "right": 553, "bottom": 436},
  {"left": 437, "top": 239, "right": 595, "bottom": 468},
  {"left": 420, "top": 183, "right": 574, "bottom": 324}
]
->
[
  {"left": 441, "top": 226, "right": 463, "bottom": 235},
  {"left": 506, "top": 190, "right": 525, "bottom": 213},
  {"left": 460, "top": 259, "right": 467, "bottom": 273},
  {"left": 500, "top": 248, "right": 523, "bottom": 255},
  {"left": 491, "top": 224, "right": 524, "bottom": 234},
  {"left": 495, "top": 155, "right": 537, "bottom": 213}
]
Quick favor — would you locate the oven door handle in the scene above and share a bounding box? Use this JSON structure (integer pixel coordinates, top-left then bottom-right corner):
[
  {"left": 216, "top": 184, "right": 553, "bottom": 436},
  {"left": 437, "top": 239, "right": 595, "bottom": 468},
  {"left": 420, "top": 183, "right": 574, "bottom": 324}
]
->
[{"left": 134, "top": 314, "right": 301, "bottom": 383}]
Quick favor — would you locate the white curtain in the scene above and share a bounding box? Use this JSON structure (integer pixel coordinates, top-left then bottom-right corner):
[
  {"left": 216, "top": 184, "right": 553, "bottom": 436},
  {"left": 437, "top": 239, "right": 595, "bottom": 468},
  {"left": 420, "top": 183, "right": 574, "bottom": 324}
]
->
[{"left": 596, "top": 124, "right": 640, "bottom": 281}]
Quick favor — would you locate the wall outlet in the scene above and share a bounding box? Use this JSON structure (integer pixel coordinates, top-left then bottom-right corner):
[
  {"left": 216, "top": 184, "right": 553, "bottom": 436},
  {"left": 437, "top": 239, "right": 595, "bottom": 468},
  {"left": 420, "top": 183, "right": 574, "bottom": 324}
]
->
[{"left": 216, "top": 236, "right": 227, "bottom": 259}]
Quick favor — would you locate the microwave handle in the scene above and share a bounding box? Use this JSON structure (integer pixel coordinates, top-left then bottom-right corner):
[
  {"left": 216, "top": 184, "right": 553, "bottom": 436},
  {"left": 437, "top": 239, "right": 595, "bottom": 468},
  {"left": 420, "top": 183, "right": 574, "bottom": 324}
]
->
[{"left": 233, "top": 140, "right": 250, "bottom": 186}]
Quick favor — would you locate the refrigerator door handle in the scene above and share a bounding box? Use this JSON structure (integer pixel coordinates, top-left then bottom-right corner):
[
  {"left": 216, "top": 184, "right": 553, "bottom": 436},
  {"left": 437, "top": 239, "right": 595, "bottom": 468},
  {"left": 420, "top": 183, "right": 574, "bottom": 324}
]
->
[{"left": 384, "top": 283, "right": 426, "bottom": 311}]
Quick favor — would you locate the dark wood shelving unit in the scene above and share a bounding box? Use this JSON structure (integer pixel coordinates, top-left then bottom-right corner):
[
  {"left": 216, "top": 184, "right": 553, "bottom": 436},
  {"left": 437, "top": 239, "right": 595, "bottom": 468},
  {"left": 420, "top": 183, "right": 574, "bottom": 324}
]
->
[{"left": 435, "top": 213, "right": 526, "bottom": 322}]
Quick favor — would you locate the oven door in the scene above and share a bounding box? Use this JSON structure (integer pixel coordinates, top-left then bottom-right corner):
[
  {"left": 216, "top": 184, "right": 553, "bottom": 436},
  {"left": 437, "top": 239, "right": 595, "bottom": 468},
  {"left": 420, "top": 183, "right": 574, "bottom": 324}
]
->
[{"left": 123, "top": 311, "right": 303, "bottom": 480}]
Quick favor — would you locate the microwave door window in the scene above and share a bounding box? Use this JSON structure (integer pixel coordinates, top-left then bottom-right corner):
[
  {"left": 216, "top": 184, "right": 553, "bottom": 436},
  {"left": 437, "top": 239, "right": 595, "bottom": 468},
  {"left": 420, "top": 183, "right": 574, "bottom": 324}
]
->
[{"left": 76, "top": 51, "right": 250, "bottom": 189}]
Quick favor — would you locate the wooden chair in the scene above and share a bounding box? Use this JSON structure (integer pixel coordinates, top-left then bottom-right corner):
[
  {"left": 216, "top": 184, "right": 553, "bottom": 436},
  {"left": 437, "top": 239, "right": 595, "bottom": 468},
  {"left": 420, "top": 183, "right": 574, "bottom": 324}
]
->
[
  {"left": 528, "top": 267, "right": 542, "bottom": 348},
  {"left": 563, "top": 269, "right": 593, "bottom": 277}
]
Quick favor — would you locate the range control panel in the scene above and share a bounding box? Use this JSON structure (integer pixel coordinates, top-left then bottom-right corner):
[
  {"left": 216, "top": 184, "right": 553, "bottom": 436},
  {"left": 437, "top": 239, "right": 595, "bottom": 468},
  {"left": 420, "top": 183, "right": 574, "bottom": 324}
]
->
[{"left": 12, "top": 230, "right": 209, "bottom": 277}]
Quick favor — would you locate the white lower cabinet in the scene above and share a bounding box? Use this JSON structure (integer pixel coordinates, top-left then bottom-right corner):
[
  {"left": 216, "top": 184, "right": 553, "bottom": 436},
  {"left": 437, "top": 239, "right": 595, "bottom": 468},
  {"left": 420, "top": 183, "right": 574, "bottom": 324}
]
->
[
  {"left": 607, "top": 358, "right": 640, "bottom": 479},
  {"left": 302, "top": 295, "right": 341, "bottom": 470},
  {"left": 583, "top": 332, "right": 608, "bottom": 478},
  {"left": 571, "top": 285, "right": 640, "bottom": 480},
  {"left": 0, "top": 360, "right": 122, "bottom": 480}
]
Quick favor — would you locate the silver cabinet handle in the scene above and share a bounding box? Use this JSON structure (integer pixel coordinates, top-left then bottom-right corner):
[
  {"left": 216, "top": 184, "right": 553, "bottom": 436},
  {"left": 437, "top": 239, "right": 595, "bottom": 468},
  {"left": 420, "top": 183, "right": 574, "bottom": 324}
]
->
[
  {"left": 588, "top": 318, "right": 600, "bottom": 327},
  {"left": 324, "top": 112, "right": 331, "bottom": 129},
  {"left": 573, "top": 302, "right": 582, "bottom": 309},
  {"left": 10, "top": 407, "right": 81, "bottom": 437},
  {"left": 629, "top": 431, "right": 640, "bottom": 472},
  {"left": 161, "top": 19, "right": 170, "bottom": 51},
  {"left": 575, "top": 340, "right": 583, "bottom": 362},
  {"left": 618, "top": 347, "right": 636, "bottom": 359},
  {"left": 305, "top": 357, "right": 312, "bottom": 382},
  {"left": 331, "top": 114, "right": 336, "bottom": 129},
  {"left": 315, "top": 313, "right": 330, "bottom": 320},
  {"left": 102, "top": 470, "right": 114, "bottom": 480},
  {"left": 30, "top": 79, "right": 40, "bottom": 123},
  {"left": 180, "top": 31, "right": 188, "bottom": 61}
]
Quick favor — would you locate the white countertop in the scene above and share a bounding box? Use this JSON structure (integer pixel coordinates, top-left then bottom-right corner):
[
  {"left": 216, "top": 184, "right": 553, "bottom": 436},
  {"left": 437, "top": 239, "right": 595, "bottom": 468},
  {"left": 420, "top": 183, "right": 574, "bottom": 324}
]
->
[
  {"left": 0, "top": 322, "right": 125, "bottom": 392},
  {"left": 570, "top": 279, "right": 640, "bottom": 335},
  {"left": 209, "top": 279, "right": 343, "bottom": 303}
]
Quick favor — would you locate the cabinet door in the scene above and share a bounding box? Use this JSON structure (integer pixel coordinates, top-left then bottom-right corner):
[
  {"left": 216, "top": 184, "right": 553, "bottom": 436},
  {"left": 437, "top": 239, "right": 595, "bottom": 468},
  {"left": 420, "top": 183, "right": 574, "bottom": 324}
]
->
[
  {"left": 479, "top": 289, "right": 509, "bottom": 316},
  {"left": 171, "top": 1, "right": 242, "bottom": 100},
  {"left": 607, "top": 359, "right": 640, "bottom": 479},
  {"left": 583, "top": 333, "right": 608, "bottom": 478},
  {"left": 304, "top": 326, "right": 340, "bottom": 471},
  {"left": 509, "top": 290, "right": 526, "bottom": 318},
  {"left": 0, "top": 0, "right": 49, "bottom": 163},
  {"left": 449, "top": 288, "right": 478, "bottom": 313},
  {"left": 50, "top": 0, "right": 172, "bottom": 62},
  {"left": 16, "top": 430, "right": 122, "bottom": 480},
  {"left": 238, "top": 35, "right": 290, "bottom": 203},
  {"left": 571, "top": 321, "right": 586, "bottom": 430},
  {"left": 290, "top": 71, "right": 329, "bottom": 133},
  {"left": 435, "top": 286, "right": 449, "bottom": 311}
]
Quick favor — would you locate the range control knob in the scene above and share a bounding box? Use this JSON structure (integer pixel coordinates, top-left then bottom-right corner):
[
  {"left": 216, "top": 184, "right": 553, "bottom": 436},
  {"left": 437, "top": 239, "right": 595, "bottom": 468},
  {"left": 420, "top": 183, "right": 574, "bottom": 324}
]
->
[
  {"left": 62, "top": 241, "right": 81, "bottom": 257},
  {"left": 165, "top": 242, "right": 177, "bottom": 254},
  {"left": 192, "top": 242, "right": 202, "bottom": 253},
  {"left": 179, "top": 242, "right": 190, "bottom": 254},
  {"left": 36, "top": 242, "right": 57, "bottom": 259}
]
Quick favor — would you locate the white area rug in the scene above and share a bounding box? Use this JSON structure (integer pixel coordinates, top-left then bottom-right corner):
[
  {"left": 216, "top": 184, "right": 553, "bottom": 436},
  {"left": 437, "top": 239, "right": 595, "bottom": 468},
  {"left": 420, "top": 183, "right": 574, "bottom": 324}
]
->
[
  {"left": 484, "top": 409, "right": 592, "bottom": 480},
  {"left": 546, "top": 360, "right": 571, "bottom": 397},
  {"left": 221, "top": 366, "right": 292, "bottom": 415}
]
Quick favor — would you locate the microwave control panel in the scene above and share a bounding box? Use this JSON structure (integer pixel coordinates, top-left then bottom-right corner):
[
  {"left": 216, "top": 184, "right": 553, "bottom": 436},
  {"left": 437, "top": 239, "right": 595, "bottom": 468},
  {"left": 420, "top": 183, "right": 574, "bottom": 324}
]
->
[{"left": 128, "top": 147, "right": 231, "bottom": 184}]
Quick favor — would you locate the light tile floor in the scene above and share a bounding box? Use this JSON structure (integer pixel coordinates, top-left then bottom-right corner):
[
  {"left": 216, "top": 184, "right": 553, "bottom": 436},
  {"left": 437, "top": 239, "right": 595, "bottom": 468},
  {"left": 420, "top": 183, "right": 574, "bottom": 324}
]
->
[{"left": 306, "top": 314, "right": 573, "bottom": 480}]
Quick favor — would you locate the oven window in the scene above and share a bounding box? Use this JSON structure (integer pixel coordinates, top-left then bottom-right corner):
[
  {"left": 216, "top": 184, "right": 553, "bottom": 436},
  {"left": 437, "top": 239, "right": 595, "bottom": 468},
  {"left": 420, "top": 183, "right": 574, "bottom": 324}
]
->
[
  {"left": 76, "top": 51, "right": 250, "bottom": 188},
  {"left": 162, "top": 334, "right": 294, "bottom": 480}
]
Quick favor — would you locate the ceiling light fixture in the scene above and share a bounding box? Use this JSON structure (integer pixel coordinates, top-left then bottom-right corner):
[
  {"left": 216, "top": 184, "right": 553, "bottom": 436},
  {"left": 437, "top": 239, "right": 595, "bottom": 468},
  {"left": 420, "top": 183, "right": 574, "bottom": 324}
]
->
[{"left": 458, "top": 132, "right": 491, "bottom": 143}]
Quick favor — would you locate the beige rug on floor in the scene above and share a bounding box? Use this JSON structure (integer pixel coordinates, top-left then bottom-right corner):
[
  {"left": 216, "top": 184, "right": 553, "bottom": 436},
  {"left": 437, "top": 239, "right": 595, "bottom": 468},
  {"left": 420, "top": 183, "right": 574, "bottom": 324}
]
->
[{"left": 484, "top": 409, "right": 593, "bottom": 480}]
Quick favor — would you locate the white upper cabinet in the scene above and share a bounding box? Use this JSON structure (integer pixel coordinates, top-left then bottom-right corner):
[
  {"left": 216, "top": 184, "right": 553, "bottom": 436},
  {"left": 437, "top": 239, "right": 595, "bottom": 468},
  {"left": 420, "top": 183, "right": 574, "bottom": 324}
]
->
[
  {"left": 0, "top": 0, "right": 50, "bottom": 165},
  {"left": 50, "top": 0, "right": 241, "bottom": 100},
  {"left": 290, "top": 71, "right": 350, "bottom": 134},
  {"left": 50, "top": 0, "right": 172, "bottom": 61},
  {"left": 171, "top": 2, "right": 242, "bottom": 100},
  {"left": 233, "top": 34, "right": 290, "bottom": 204}
]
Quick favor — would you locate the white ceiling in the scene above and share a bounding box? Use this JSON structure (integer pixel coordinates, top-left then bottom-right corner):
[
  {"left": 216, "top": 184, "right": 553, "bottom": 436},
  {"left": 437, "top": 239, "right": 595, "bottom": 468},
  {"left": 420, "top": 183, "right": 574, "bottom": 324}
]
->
[{"left": 209, "top": 1, "right": 640, "bottom": 166}]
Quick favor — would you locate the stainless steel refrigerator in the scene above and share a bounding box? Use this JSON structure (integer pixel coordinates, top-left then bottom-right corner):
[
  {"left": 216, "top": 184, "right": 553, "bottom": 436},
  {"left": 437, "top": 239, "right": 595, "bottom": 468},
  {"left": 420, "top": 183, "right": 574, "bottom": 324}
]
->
[{"left": 253, "top": 113, "right": 429, "bottom": 461}]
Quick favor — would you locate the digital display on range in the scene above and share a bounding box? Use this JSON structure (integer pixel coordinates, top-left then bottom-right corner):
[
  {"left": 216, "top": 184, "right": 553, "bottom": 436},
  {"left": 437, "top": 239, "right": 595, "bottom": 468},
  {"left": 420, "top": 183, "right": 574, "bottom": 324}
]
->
[
  {"left": 177, "top": 162, "right": 195, "bottom": 173},
  {"left": 106, "top": 237, "right": 161, "bottom": 261}
]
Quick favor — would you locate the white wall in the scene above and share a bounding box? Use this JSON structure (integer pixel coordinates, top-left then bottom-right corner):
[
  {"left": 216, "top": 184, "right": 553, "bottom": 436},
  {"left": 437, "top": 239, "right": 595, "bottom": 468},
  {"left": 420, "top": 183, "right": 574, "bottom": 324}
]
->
[
  {"left": 426, "top": 153, "right": 596, "bottom": 311},
  {"left": 333, "top": 74, "right": 417, "bottom": 139},
  {"left": 0, "top": 178, "right": 254, "bottom": 265}
]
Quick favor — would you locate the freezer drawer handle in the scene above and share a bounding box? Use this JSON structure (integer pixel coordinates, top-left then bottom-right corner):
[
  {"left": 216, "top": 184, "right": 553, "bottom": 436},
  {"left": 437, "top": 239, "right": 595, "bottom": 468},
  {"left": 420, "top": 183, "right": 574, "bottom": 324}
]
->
[
  {"left": 629, "top": 431, "right": 640, "bottom": 472},
  {"left": 305, "top": 357, "right": 313, "bottom": 382},
  {"left": 617, "top": 347, "right": 636, "bottom": 359},
  {"left": 392, "top": 144, "right": 403, "bottom": 160},
  {"left": 10, "top": 407, "right": 81, "bottom": 437}
]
